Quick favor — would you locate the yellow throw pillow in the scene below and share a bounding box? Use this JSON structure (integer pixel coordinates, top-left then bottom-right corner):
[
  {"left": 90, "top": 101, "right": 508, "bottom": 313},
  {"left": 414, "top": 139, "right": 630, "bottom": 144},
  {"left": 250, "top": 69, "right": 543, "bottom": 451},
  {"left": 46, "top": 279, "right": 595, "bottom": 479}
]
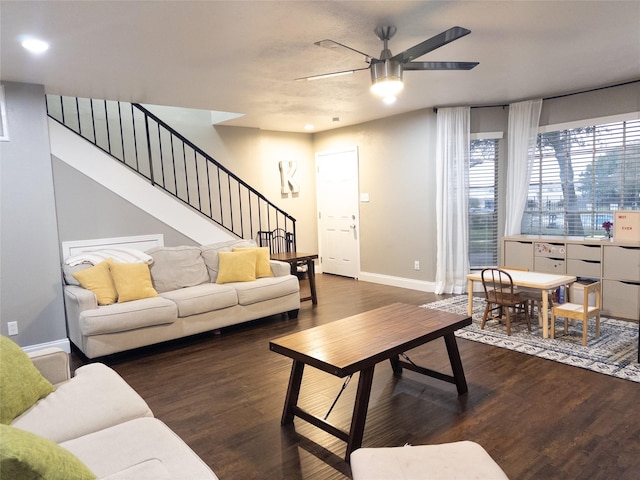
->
[
  {"left": 0, "top": 424, "right": 96, "bottom": 479},
  {"left": 216, "top": 250, "right": 257, "bottom": 284},
  {"left": 0, "top": 336, "right": 55, "bottom": 425},
  {"left": 232, "top": 247, "right": 273, "bottom": 278},
  {"left": 72, "top": 259, "right": 117, "bottom": 305},
  {"left": 109, "top": 262, "right": 158, "bottom": 303}
]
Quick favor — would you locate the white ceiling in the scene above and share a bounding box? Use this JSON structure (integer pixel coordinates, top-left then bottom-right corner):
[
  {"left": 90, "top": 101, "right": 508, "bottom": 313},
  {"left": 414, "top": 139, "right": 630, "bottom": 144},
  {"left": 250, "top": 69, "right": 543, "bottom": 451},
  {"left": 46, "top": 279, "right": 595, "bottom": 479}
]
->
[{"left": 1, "top": 1, "right": 639, "bottom": 133}]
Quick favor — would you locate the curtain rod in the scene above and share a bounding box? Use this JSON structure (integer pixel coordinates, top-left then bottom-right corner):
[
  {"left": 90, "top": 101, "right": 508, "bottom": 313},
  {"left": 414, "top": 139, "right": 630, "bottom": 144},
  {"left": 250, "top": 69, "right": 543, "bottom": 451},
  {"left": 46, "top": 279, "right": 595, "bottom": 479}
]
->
[{"left": 433, "top": 79, "right": 640, "bottom": 113}]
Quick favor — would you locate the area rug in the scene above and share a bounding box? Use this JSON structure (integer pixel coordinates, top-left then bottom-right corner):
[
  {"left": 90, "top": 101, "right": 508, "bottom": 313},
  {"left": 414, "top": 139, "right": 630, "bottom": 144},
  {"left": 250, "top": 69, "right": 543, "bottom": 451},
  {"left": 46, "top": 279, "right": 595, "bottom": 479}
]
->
[{"left": 421, "top": 296, "right": 640, "bottom": 383}]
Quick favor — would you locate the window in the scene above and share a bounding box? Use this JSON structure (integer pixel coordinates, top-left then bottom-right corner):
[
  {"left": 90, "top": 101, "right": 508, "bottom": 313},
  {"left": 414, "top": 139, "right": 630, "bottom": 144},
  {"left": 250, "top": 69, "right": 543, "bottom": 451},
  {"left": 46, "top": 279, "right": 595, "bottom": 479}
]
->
[
  {"left": 469, "top": 138, "right": 499, "bottom": 268},
  {"left": 523, "top": 118, "right": 640, "bottom": 236}
]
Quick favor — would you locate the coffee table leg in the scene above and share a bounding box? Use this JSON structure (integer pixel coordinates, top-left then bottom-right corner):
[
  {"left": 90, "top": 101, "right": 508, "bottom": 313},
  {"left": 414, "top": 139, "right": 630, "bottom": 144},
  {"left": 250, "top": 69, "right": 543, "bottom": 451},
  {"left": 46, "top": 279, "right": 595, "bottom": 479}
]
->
[
  {"left": 443, "top": 333, "right": 468, "bottom": 395},
  {"left": 346, "top": 366, "right": 375, "bottom": 461},
  {"left": 281, "top": 360, "right": 305, "bottom": 425},
  {"left": 390, "top": 354, "right": 402, "bottom": 375}
]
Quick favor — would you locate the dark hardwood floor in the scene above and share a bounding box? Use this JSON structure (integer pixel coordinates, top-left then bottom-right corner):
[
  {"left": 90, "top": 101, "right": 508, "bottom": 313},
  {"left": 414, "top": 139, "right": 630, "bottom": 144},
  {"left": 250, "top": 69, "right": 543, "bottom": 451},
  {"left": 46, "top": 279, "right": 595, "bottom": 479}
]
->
[{"left": 71, "top": 274, "right": 640, "bottom": 480}]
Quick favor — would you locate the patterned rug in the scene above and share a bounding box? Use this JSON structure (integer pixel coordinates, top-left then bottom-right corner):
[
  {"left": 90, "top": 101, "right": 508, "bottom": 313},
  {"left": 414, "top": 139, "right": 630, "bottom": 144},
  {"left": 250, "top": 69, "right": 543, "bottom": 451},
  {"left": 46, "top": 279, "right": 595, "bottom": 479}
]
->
[{"left": 421, "top": 296, "right": 640, "bottom": 383}]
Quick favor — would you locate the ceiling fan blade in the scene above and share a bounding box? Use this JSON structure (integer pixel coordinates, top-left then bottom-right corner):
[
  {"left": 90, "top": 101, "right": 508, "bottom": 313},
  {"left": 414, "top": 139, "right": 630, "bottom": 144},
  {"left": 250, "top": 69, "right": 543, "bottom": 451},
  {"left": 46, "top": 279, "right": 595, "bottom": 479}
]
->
[
  {"left": 315, "top": 39, "right": 373, "bottom": 62},
  {"left": 403, "top": 61, "right": 479, "bottom": 71},
  {"left": 392, "top": 26, "right": 472, "bottom": 63},
  {"left": 295, "top": 66, "right": 370, "bottom": 82}
]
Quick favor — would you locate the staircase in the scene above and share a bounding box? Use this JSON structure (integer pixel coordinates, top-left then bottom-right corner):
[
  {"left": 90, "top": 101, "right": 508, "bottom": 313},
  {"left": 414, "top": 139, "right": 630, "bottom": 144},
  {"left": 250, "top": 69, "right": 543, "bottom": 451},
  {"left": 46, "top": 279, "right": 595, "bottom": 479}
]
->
[{"left": 46, "top": 95, "right": 296, "bottom": 246}]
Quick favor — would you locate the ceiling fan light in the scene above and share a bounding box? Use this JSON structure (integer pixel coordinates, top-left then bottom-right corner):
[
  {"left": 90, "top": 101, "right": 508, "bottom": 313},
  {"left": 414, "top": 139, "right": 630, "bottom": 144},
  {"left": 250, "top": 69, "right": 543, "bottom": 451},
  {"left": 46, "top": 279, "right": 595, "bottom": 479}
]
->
[
  {"left": 371, "top": 80, "right": 404, "bottom": 97},
  {"left": 370, "top": 59, "right": 403, "bottom": 97}
]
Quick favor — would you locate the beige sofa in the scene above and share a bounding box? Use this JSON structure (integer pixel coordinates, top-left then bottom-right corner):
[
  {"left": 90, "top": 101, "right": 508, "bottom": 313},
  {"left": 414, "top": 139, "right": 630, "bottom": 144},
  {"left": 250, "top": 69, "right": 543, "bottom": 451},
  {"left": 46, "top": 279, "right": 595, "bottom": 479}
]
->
[
  {"left": 2, "top": 342, "right": 217, "bottom": 479},
  {"left": 63, "top": 239, "right": 300, "bottom": 358}
]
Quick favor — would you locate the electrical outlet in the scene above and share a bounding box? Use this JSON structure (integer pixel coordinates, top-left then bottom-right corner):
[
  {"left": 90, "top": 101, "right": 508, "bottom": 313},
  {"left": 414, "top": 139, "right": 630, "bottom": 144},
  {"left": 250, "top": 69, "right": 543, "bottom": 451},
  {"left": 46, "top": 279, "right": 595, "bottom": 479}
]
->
[
  {"left": 414, "top": 260, "right": 420, "bottom": 271},
  {"left": 7, "top": 321, "right": 18, "bottom": 336}
]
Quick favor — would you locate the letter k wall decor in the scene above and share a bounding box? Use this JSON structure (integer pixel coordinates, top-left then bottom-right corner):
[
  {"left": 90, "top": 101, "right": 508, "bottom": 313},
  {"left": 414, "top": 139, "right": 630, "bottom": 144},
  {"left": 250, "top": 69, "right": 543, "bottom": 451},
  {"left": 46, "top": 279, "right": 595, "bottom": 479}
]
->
[{"left": 279, "top": 160, "right": 300, "bottom": 195}]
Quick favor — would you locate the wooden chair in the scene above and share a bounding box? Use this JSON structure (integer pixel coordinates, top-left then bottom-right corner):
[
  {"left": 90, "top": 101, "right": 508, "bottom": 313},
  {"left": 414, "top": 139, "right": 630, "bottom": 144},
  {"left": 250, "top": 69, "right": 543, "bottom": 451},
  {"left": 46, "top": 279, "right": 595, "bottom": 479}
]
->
[
  {"left": 257, "top": 228, "right": 306, "bottom": 276},
  {"left": 503, "top": 266, "right": 553, "bottom": 325},
  {"left": 551, "top": 281, "right": 601, "bottom": 346},
  {"left": 481, "top": 268, "right": 531, "bottom": 336},
  {"left": 257, "top": 228, "right": 295, "bottom": 254}
]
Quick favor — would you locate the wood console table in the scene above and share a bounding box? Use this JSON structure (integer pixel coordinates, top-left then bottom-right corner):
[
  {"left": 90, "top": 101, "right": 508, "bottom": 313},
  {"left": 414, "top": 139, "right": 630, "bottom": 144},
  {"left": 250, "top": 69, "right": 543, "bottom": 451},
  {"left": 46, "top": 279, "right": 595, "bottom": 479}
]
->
[
  {"left": 270, "top": 252, "right": 318, "bottom": 304},
  {"left": 269, "top": 303, "right": 471, "bottom": 460}
]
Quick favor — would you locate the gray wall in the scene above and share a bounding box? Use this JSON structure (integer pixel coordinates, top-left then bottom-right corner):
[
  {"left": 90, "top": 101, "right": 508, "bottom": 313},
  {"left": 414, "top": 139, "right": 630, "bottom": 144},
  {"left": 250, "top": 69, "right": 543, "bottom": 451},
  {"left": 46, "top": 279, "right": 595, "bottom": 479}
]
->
[
  {"left": 52, "top": 158, "right": 197, "bottom": 247},
  {"left": 0, "top": 82, "right": 66, "bottom": 346},
  {"left": 315, "top": 110, "right": 438, "bottom": 281}
]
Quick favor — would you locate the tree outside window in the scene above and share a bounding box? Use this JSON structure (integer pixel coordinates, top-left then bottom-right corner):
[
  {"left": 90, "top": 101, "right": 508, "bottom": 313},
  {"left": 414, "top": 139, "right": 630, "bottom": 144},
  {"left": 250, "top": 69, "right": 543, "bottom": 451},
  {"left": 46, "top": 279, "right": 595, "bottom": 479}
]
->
[{"left": 523, "top": 119, "right": 640, "bottom": 236}]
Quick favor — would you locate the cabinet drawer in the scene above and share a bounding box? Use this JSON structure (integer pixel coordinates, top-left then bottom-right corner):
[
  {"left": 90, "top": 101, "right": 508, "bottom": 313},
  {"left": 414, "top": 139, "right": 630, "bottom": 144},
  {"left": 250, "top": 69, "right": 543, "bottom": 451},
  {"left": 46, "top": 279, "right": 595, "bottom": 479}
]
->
[
  {"left": 603, "top": 245, "right": 640, "bottom": 282},
  {"left": 567, "top": 259, "right": 601, "bottom": 278},
  {"left": 534, "top": 256, "right": 566, "bottom": 273},
  {"left": 602, "top": 279, "right": 640, "bottom": 320},
  {"left": 567, "top": 243, "right": 602, "bottom": 261},
  {"left": 535, "top": 242, "right": 566, "bottom": 258},
  {"left": 503, "top": 241, "right": 533, "bottom": 270}
]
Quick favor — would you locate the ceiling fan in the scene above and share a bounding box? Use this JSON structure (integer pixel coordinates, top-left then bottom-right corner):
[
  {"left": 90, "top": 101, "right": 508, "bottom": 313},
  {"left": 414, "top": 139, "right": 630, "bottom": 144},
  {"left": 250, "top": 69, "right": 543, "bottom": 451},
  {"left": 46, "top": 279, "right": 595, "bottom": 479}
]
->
[{"left": 297, "top": 26, "right": 479, "bottom": 100}]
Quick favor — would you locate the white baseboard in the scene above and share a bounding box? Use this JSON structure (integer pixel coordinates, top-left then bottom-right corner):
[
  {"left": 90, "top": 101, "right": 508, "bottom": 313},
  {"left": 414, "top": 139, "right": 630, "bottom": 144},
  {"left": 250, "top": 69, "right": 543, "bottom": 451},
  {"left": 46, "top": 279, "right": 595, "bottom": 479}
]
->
[
  {"left": 358, "top": 271, "right": 436, "bottom": 292},
  {"left": 23, "top": 338, "right": 71, "bottom": 354}
]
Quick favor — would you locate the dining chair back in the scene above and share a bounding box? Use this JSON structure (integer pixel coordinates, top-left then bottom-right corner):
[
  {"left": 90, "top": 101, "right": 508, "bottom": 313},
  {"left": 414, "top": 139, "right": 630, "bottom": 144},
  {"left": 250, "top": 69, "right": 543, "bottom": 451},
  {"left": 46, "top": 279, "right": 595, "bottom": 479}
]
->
[
  {"left": 257, "top": 228, "right": 295, "bottom": 254},
  {"left": 481, "top": 268, "right": 531, "bottom": 336}
]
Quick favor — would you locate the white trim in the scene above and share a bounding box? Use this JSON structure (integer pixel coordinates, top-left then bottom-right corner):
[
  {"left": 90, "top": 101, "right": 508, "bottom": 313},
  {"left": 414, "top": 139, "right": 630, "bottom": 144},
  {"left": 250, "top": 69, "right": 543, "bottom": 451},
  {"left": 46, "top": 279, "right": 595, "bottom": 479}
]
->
[
  {"left": 23, "top": 338, "right": 71, "bottom": 354},
  {"left": 539, "top": 112, "right": 640, "bottom": 133},
  {"left": 471, "top": 131, "right": 504, "bottom": 140},
  {"left": 358, "top": 271, "right": 436, "bottom": 292},
  {"left": 62, "top": 234, "right": 164, "bottom": 260},
  {"left": 0, "top": 85, "right": 9, "bottom": 141}
]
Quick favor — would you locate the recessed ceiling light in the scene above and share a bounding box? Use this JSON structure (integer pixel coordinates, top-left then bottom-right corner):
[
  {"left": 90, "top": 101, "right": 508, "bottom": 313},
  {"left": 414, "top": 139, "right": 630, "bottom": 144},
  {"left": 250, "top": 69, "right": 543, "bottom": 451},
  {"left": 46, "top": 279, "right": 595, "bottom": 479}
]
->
[
  {"left": 21, "top": 38, "right": 49, "bottom": 54},
  {"left": 304, "top": 124, "right": 314, "bottom": 131}
]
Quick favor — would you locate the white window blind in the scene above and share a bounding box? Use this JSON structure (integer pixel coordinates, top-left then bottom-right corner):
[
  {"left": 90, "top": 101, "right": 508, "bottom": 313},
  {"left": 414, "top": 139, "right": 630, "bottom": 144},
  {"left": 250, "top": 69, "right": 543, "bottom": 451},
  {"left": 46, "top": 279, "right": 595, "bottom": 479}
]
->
[
  {"left": 523, "top": 118, "right": 640, "bottom": 236},
  {"left": 469, "top": 138, "right": 499, "bottom": 268}
]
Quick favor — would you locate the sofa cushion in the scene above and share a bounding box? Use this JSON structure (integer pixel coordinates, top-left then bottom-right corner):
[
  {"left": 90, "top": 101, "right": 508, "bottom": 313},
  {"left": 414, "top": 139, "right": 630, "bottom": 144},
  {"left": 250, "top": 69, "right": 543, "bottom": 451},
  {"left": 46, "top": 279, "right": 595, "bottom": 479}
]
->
[
  {"left": 216, "top": 250, "right": 257, "bottom": 284},
  {"left": 0, "top": 336, "right": 54, "bottom": 425},
  {"left": 61, "top": 418, "right": 218, "bottom": 480},
  {"left": 0, "top": 424, "right": 96, "bottom": 480},
  {"left": 100, "top": 459, "right": 173, "bottom": 480},
  {"left": 233, "top": 246, "right": 274, "bottom": 278},
  {"left": 72, "top": 259, "right": 118, "bottom": 305},
  {"left": 109, "top": 262, "right": 158, "bottom": 303},
  {"left": 11, "top": 363, "right": 153, "bottom": 444},
  {"left": 200, "top": 239, "right": 256, "bottom": 282},
  {"left": 233, "top": 275, "right": 300, "bottom": 306},
  {"left": 147, "top": 246, "right": 210, "bottom": 293},
  {"left": 79, "top": 297, "right": 177, "bottom": 336},
  {"left": 63, "top": 263, "right": 89, "bottom": 286},
  {"left": 160, "top": 283, "right": 238, "bottom": 318}
]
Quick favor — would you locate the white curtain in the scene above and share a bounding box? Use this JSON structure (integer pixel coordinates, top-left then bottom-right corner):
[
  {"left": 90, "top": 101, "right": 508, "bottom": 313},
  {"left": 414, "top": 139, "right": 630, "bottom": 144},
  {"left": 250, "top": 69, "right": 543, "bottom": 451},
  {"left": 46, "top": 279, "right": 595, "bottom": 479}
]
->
[
  {"left": 435, "top": 107, "right": 470, "bottom": 294},
  {"left": 504, "top": 99, "right": 543, "bottom": 236}
]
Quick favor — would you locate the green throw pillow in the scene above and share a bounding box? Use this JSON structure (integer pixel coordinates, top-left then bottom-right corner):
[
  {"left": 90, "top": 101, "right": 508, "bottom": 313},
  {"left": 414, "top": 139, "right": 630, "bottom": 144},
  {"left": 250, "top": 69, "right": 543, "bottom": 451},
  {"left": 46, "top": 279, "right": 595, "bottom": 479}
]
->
[
  {"left": 0, "top": 336, "right": 54, "bottom": 424},
  {"left": 0, "top": 424, "right": 96, "bottom": 479}
]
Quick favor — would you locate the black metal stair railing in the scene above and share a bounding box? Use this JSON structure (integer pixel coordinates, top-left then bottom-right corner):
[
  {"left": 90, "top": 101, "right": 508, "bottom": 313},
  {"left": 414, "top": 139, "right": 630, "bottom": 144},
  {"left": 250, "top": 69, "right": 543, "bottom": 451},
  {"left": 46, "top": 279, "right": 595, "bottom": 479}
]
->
[{"left": 45, "top": 95, "right": 296, "bottom": 246}]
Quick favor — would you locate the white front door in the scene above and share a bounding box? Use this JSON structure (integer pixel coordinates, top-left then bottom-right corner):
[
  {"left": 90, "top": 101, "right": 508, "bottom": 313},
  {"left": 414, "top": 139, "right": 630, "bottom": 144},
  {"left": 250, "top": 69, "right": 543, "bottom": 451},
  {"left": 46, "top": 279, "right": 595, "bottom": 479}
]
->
[{"left": 316, "top": 147, "right": 360, "bottom": 278}]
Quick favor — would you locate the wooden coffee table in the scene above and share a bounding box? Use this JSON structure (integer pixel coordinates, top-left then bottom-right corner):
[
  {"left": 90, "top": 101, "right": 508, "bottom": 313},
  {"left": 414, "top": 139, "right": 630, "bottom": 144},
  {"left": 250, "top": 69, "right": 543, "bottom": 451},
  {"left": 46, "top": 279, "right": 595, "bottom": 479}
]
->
[{"left": 269, "top": 303, "right": 471, "bottom": 460}]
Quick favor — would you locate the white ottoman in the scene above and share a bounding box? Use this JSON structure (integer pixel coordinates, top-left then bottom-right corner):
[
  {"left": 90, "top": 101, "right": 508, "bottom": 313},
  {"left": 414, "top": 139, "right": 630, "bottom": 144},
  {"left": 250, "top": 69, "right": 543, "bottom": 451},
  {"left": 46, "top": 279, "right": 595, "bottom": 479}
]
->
[{"left": 350, "top": 441, "right": 509, "bottom": 479}]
